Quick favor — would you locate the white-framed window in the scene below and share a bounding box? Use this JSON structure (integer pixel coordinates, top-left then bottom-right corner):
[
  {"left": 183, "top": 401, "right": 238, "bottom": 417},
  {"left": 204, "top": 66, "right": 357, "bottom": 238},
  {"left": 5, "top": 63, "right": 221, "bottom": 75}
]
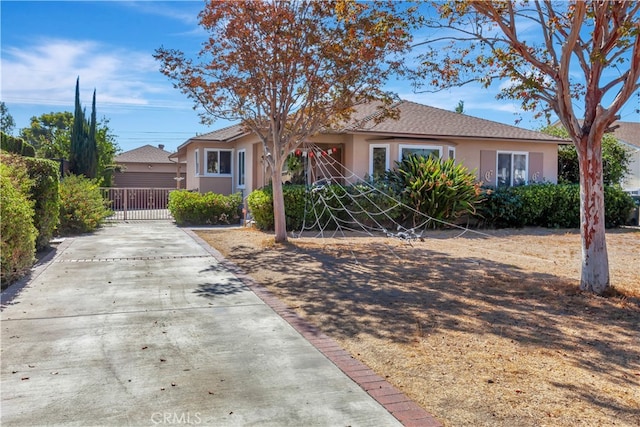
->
[
  {"left": 237, "top": 149, "right": 246, "bottom": 188},
  {"left": 205, "top": 149, "right": 233, "bottom": 176},
  {"left": 369, "top": 144, "right": 390, "bottom": 179},
  {"left": 497, "top": 151, "right": 528, "bottom": 187},
  {"left": 448, "top": 147, "right": 456, "bottom": 161},
  {"left": 194, "top": 150, "right": 200, "bottom": 176},
  {"left": 399, "top": 144, "right": 442, "bottom": 162}
]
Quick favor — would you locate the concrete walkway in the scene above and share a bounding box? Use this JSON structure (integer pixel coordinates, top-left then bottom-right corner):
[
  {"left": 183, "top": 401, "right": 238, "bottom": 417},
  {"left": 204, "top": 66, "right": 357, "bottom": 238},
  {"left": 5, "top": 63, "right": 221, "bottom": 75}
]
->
[{"left": 1, "top": 221, "right": 440, "bottom": 427}]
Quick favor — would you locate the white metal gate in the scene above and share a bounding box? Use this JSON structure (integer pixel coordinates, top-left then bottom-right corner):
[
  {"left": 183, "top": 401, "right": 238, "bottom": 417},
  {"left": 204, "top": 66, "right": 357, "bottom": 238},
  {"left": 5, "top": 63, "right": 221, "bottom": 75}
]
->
[{"left": 101, "top": 188, "right": 173, "bottom": 221}]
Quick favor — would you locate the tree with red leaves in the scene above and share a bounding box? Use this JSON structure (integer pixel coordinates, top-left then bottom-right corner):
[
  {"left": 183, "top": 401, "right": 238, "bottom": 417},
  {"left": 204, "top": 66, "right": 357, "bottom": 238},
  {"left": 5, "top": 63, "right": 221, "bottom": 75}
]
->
[{"left": 155, "top": 0, "right": 413, "bottom": 243}]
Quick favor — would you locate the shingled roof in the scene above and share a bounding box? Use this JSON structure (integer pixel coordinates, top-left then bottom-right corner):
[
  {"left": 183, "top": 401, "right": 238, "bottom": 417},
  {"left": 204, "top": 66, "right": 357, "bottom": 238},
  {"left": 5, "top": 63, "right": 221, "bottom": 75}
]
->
[
  {"left": 341, "top": 100, "right": 566, "bottom": 142},
  {"left": 115, "top": 144, "right": 173, "bottom": 164},
  {"left": 179, "top": 100, "right": 567, "bottom": 145},
  {"left": 611, "top": 121, "right": 640, "bottom": 148}
]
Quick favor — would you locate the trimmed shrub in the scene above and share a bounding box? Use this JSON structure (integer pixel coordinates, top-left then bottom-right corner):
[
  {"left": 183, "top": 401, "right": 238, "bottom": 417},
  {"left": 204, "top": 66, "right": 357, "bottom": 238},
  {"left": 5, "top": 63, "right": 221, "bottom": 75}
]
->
[
  {"left": 246, "top": 187, "right": 275, "bottom": 230},
  {"left": 246, "top": 185, "right": 308, "bottom": 230},
  {"left": 168, "top": 190, "right": 242, "bottom": 226},
  {"left": 476, "top": 187, "right": 525, "bottom": 228},
  {"left": 249, "top": 182, "right": 634, "bottom": 232},
  {"left": 604, "top": 186, "right": 635, "bottom": 228},
  {"left": 511, "top": 183, "right": 580, "bottom": 228},
  {"left": 1, "top": 132, "right": 36, "bottom": 157},
  {"left": 247, "top": 184, "right": 352, "bottom": 231},
  {"left": 58, "top": 174, "right": 112, "bottom": 235},
  {"left": 1, "top": 153, "right": 60, "bottom": 250},
  {"left": 477, "top": 184, "right": 634, "bottom": 229},
  {"left": 0, "top": 163, "right": 37, "bottom": 286}
]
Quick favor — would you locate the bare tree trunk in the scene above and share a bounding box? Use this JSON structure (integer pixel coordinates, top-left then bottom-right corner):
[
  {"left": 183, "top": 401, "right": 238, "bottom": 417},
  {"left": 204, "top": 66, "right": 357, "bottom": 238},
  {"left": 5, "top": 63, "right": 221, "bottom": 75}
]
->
[
  {"left": 271, "top": 166, "right": 288, "bottom": 243},
  {"left": 577, "top": 135, "right": 609, "bottom": 294}
]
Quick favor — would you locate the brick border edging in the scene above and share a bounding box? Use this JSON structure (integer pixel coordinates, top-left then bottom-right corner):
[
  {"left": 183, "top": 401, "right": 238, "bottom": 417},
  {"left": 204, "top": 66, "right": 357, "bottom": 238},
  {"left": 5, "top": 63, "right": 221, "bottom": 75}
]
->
[{"left": 184, "top": 228, "right": 442, "bottom": 427}]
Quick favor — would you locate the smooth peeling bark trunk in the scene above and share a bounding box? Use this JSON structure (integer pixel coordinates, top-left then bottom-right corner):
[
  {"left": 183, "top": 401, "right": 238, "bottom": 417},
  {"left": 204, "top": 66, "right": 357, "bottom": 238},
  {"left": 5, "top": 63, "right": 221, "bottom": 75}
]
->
[
  {"left": 576, "top": 136, "right": 610, "bottom": 294},
  {"left": 271, "top": 172, "right": 288, "bottom": 243}
]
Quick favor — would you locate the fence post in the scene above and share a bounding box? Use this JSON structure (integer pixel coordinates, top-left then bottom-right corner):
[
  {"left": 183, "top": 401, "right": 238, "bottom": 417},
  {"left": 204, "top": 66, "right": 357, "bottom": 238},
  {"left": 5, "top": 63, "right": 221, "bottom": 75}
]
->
[{"left": 123, "top": 188, "right": 128, "bottom": 221}]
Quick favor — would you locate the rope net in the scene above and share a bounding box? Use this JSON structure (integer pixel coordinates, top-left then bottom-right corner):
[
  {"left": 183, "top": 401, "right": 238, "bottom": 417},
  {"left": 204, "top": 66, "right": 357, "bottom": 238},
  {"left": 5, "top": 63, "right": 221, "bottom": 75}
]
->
[{"left": 292, "top": 143, "right": 488, "bottom": 241}]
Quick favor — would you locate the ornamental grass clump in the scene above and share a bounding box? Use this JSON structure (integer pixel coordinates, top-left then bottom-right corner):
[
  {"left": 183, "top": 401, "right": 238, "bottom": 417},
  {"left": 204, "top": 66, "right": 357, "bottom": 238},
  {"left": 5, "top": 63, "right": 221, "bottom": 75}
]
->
[{"left": 386, "top": 155, "right": 482, "bottom": 228}]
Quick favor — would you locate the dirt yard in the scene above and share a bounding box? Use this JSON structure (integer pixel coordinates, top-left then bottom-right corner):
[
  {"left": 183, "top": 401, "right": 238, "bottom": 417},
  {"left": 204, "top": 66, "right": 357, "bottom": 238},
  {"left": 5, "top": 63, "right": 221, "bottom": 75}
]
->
[{"left": 195, "top": 226, "right": 640, "bottom": 427}]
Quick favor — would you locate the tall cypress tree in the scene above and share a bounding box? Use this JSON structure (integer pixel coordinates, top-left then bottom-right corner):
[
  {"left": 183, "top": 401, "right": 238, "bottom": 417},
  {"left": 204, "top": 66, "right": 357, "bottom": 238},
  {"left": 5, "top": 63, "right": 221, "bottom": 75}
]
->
[
  {"left": 86, "top": 90, "right": 97, "bottom": 178},
  {"left": 70, "top": 77, "right": 84, "bottom": 175},
  {"left": 69, "top": 77, "right": 97, "bottom": 178}
]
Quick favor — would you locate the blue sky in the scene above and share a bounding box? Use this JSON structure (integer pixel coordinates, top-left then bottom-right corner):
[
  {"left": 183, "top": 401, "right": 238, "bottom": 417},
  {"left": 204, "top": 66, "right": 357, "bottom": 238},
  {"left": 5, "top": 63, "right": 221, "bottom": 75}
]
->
[{"left": 2, "top": 1, "right": 638, "bottom": 154}]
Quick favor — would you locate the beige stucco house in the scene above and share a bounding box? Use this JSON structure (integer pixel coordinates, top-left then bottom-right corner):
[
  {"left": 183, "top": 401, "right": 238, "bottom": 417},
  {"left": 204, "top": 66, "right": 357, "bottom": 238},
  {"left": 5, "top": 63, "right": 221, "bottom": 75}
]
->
[{"left": 169, "top": 100, "right": 566, "bottom": 198}]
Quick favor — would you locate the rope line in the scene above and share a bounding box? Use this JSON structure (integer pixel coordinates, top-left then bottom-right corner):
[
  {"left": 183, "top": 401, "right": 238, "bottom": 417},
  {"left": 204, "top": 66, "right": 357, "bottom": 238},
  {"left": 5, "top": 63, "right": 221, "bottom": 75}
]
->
[{"left": 295, "top": 143, "right": 493, "bottom": 243}]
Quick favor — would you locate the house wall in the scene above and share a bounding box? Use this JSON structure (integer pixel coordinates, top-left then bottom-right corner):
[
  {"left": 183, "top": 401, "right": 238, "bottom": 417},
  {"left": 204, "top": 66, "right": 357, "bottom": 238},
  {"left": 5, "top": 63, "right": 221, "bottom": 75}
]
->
[
  {"left": 184, "top": 141, "right": 234, "bottom": 192},
  {"left": 252, "top": 142, "right": 266, "bottom": 191},
  {"left": 114, "top": 162, "right": 184, "bottom": 188},
  {"left": 117, "top": 162, "right": 176, "bottom": 173},
  {"left": 623, "top": 146, "right": 640, "bottom": 192},
  {"left": 181, "top": 136, "right": 261, "bottom": 197},
  {"left": 231, "top": 137, "right": 259, "bottom": 197},
  {"left": 348, "top": 135, "right": 558, "bottom": 186},
  {"left": 180, "top": 132, "right": 559, "bottom": 196},
  {"left": 197, "top": 177, "right": 233, "bottom": 194},
  {"left": 113, "top": 172, "right": 185, "bottom": 188},
  {"left": 452, "top": 138, "right": 558, "bottom": 186},
  {"left": 179, "top": 143, "right": 198, "bottom": 191}
]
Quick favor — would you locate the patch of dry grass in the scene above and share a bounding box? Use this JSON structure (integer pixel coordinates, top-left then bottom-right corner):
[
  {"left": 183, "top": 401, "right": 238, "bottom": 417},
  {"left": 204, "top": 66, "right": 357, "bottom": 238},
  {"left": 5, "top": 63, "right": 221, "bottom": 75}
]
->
[{"left": 196, "top": 227, "right": 640, "bottom": 427}]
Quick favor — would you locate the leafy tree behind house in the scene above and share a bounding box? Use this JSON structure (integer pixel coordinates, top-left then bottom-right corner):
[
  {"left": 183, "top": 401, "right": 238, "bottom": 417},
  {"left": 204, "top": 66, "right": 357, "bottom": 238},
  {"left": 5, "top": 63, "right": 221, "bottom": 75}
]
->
[
  {"left": 412, "top": 1, "right": 639, "bottom": 295},
  {"left": 541, "top": 125, "right": 632, "bottom": 186},
  {"left": 155, "top": 0, "right": 415, "bottom": 243},
  {"left": 19, "top": 112, "right": 119, "bottom": 186},
  {"left": 1, "top": 102, "right": 16, "bottom": 134},
  {"left": 20, "top": 112, "right": 73, "bottom": 159}
]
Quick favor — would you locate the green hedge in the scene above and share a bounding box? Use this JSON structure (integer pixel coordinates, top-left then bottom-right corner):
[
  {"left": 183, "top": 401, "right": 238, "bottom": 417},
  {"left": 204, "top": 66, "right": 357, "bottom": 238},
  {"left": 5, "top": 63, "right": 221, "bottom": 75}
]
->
[
  {"left": 1, "top": 132, "right": 36, "bottom": 157},
  {"left": 249, "top": 182, "right": 634, "bottom": 232},
  {"left": 1, "top": 153, "right": 60, "bottom": 250},
  {"left": 168, "top": 190, "right": 242, "bottom": 226},
  {"left": 477, "top": 184, "right": 634, "bottom": 229},
  {"left": 58, "top": 174, "right": 112, "bottom": 235},
  {"left": 246, "top": 187, "right": 275, "bottom": 230},
  {"left": 604, "top": 186, "right": 637, "bottom": 228},
  {"left": 0, "top": 163, "right": 37, "bottom": 286}
]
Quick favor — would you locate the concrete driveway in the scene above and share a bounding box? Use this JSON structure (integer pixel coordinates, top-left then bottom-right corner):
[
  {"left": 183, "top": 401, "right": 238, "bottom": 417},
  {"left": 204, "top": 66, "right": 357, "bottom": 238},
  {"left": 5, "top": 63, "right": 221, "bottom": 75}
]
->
[{"left": 1, "top": 221, "right": 438, "bottom": 426}]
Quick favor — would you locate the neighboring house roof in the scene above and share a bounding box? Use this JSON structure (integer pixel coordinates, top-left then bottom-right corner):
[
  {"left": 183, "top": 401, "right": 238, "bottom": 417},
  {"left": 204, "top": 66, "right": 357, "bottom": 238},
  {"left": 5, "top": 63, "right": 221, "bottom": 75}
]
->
[
  {"left": 115, "top": 144, "right": 173, "bottom": 164},
  {"left": 177, "top": 99, "right": 567, "bottom": 146},
  {"left": 611, "top": 121, "right": 640, "bottom": 148}
]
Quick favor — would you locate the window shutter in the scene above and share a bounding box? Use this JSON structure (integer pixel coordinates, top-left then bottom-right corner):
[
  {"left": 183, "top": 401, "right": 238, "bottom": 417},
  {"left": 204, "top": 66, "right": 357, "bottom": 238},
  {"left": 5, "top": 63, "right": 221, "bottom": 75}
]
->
[
  {"left": 480, "top": 150, "right": 497, "bottom": 187},
  {"left": 529, "top": 152, "right": 544, "bottom": 183}
]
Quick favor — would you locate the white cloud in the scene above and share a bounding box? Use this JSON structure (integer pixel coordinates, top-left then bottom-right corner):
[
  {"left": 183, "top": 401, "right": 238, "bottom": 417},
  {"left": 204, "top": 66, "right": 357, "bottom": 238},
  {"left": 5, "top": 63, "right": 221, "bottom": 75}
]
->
[
  {"left": 1, "top": 38, "right": 188, "bottom": 111},
  {"left": 121, "top": 1, "right": 202, "bottom": 27}
]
